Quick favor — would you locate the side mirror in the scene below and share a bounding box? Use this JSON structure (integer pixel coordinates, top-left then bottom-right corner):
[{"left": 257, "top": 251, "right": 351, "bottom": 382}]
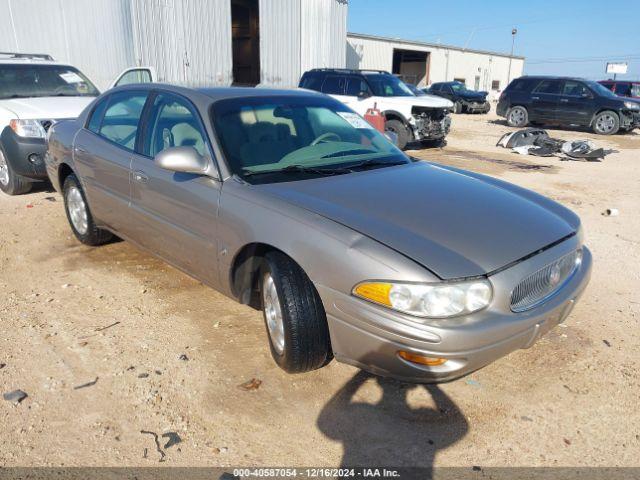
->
[
  {"left": 155, "top": 146, "right": 208, "bottom": 174},
  {"left": 384, "top": 131, "right": 399, "bottom": 146},
  {"left": 357, "top": 90, "right": 371, "bottom": 99}
]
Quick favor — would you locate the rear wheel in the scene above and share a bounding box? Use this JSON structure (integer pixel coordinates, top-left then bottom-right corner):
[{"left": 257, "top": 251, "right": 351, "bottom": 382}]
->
[
  {"left": 63, "top": 173, "right": 112, "bottom": 246},
  {"left": 0, "top": 146, "right": 32, "bottom": 195},
  {"left": 506, "top": 106, "right": 529, "bottom": 127},
  {"left": 261, "top": 251, "right": 332, "bottom": 373},
  {"left": 592, "top": 110, "right": 620, "bottom": 135},
  {"left": 385, "top": 119, "right": 411, "bottom": 150}
]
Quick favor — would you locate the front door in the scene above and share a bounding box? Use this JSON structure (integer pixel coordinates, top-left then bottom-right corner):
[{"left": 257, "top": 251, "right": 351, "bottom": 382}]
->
[
  {"left": 556, "top": 80, "right": 595, "bottom": 126},
  {"left": 73, "top": 90, "right": 149, "bottom": 234},
  {"left": 129, "top": 92, "right": 221, "bottom": 286}
]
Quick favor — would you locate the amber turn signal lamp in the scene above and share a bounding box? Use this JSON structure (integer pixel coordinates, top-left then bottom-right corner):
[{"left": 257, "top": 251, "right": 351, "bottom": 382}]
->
[
  {"left": 398, "top": 351, "right": 447, "bottom": 366},
  {"left": 353, "top": 282, "right": 392, "bottom": 306}
]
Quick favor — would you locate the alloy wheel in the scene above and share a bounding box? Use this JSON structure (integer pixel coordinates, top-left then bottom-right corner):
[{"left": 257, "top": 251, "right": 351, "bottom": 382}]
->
[
  {"left": 66, "top": 186, "right": 89, "bottom": 235},
  {"left": 262, "top": 272, "right": 285, "bottom": 355},
  {"left": 596, "top": 114, "right": 616, "bottom": 134}
]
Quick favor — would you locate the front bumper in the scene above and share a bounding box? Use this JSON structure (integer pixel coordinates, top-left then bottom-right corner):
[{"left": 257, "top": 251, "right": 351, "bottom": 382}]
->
[
  {"left": 621, "top": 110, "right": 640, "bottom": 130},
  {"left": 318, "top": 239, "right": 592, "bottom": 383},
  {"left": 463, "top": 100, "right": 490, "bottom": 113},
  {"left": 411, "top": 114, "right": 451, "bottom": 140},
  {"left": 0, "top": 127, "right": 48, "bottom": 180}
]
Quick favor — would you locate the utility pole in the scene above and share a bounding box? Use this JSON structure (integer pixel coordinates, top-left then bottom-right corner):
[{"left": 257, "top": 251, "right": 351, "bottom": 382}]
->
[{"left": 507, "top": 28, "right": 517, "bottom": 85}]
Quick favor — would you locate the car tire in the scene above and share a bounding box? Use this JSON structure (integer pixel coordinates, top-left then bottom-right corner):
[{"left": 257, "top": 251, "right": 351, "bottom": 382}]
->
[
  {"left": 0, "top": 145, "right": 33, "bottom": 196},
  {"left": 453, "top": 101, "right": 462, "bottom": 114},
  {"left": 592, "top": 110, "right": 620, "bottom": 135},
  {"left": 63, "top": 173, "right": 112, "bottom": 246},
  {"left": 506, "top": 106, "right": 529, "bottom": 127},
  {"left": 385, "top": 119, "right": 411, "bottom": 150},
  {"left": 261, "top": 251, "right": 332, "bottom": 373}
]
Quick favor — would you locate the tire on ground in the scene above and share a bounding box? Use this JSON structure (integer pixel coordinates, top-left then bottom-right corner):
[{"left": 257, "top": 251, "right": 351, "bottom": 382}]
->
[
  {"left": 384, "top": 118, "right": 411, "bottom": 150},
  {"left": 0, "top": 145, "right": 33, "bottom": 195},
  {"left": 261, "top": 251, "right": 332, "bottom": 373},
  {"left": 506, "top": 106, "right": 529, "bottom": 127},
  {"left": 62, "top": 173, "right": 112, "bottom": 246},
  {"left": 453, "top": 101, "right": 462, "bottom": 114},
  {"left": 592, "top": 110, "right": 620, "bottom": 135}
]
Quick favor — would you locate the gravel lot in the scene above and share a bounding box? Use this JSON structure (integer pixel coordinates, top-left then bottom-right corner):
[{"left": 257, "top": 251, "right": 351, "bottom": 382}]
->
[{"left": 0, "top": 111, "right": 638, "bottom": 469}]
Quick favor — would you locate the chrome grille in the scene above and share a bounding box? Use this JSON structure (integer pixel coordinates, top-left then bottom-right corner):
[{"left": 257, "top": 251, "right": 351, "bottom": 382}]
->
[{"left": 510, "top": 249, "right": 581, "bottom": 312}]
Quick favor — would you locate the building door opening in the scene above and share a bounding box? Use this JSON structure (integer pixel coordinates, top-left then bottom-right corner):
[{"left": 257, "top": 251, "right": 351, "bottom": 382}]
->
[
  {"left": 231, "top": 0, "right": 260, "bottom": 86},
  {"left": 392, "top": 49, "right": 429, "bottom": 86}
]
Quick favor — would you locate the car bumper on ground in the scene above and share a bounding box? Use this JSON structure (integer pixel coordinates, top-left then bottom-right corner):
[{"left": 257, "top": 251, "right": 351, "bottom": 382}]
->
[
  {"left": 0, "top": 127, "right": 48, "bottom": 180},
  {"left": 463, "top": 100, "right": 491, "bottom": 113},
  {"left": 318, "top": 240, "right": 592, "bottom": 383}
]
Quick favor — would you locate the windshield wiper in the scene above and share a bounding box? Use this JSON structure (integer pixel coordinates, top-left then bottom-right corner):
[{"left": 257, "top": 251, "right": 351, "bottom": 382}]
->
[
  {"left": 242, "top": 164, "right": 350, "bottom": 177},
  {"left": 346, "top": 159, "right": 408, "bottom": 171}
]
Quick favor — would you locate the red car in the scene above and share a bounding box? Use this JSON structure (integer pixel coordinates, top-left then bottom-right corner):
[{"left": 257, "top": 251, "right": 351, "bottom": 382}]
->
[{"left": 599, "top": 80, "right": 640, "bottom": 100}]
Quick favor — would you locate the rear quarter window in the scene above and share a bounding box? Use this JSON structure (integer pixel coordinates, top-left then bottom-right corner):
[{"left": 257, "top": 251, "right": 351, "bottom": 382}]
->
[{"left": 300, "top": 74, "right": 323, "bottom": 92}]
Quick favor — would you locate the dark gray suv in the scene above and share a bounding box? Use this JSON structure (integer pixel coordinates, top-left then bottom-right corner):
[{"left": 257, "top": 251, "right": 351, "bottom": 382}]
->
[{"left": 497, "top": 76, "right": 640, "bottom": 135}]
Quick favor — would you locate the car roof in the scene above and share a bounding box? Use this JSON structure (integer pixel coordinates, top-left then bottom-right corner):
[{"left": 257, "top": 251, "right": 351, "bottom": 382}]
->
[
  {"left": 514, "top": 75, "right": 590, "bottom": 82},
  {"left": 0, "top": 59, "right": 73, "bottom": 67},
  {"left": 306, "top": 68, "right": 390, "bottom": 75},
  {"left": 106, "top": 83, "right": 326, "bottom": 104}
]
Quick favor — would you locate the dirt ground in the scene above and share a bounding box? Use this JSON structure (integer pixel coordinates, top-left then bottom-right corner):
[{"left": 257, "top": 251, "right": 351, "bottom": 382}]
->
[{"left": 1, "top": 111, "right": 638, "bottom": 470}]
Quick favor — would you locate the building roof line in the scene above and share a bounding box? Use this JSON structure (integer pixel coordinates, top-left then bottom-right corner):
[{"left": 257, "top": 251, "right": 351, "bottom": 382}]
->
[{"left": 347, "top": 32, "right": 526, "bottom": 61}]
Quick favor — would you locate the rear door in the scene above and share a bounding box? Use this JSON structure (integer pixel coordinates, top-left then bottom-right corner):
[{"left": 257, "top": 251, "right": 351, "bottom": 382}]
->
[
  {"left": 556, "top": 80, "right": 595, "bottom": 126},
  {"left": 109, "top": 67, "right": 156, "bottom": 89},
  {"left": 529, "top": 79, "right": 562, "bottom": 121},
  {"left": 129, "top": 91, "right": 221, "bottom": 286},
  {"left": 73, "top": 90, "right": 149, "bottom": 234}
]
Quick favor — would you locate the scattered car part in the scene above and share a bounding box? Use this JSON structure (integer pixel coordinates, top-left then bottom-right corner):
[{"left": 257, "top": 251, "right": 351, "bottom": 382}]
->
[
  {"left": 3, "top": 389, "right": 28, "bottom": 404},
  {"left": 497, "top": 128, "right": 611, "bottom": 161}
]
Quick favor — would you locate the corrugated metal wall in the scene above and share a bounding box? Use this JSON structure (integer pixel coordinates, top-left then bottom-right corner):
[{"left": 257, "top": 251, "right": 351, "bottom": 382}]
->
[
  {"left": 0, "top": 0, "right": 135, "bottom": 90},
  {"left": 130, "top": 0, "right": 233, "bottom": 87},
  {"left": 347, "top": 34, "right": 525, "bottom": 93},
  {"left": 301, "top": 0, "right": 348, "bottom": 73},
  {"left": 1, "top": 0, "right": 347, "bottom": 89}
]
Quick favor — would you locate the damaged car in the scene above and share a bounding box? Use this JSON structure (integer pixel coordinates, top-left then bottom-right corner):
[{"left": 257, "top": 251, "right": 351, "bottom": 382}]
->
[
  {"left": 497, "top": 76, "right": 640, "bottom": 135},
  {"left": 46, "top": 84, "right": 591, "bottom": 383},
  {"left": 299, "top": 69, "right": 453, "bottom": 149},
  {"left": 427, "top": 81, "right": 491, "bottom": 114}
]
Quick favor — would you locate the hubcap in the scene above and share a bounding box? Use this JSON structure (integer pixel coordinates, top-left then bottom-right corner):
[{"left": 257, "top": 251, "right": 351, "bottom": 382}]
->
[
  {"left": 0, "top": 150, "right": 9, "bottom": 186},
  {"left": 596, "top": 114, "right": 615, "bottom": 133},
  {"left": 262, "top": 273, "right": 285, "bottom": 355},
  {"left": 66, "top": 186, "right": 89, "bottom": 235},
  {"left": 510, "top": 108, "right": 525, "bottom": 125}
]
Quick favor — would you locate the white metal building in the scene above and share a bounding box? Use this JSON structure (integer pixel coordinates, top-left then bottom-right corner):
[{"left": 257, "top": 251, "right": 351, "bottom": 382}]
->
[
  {"left": 0, "top": 0, "right": 348, "bottom": 90},
  {"left": 347, "top": 33, "right": 525, "bottom": 95}
]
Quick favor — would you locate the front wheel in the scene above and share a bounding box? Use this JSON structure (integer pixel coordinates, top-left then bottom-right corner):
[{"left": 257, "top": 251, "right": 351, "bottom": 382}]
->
[
  {"left": 592, "top": 110, "right": 620, "bottom": 135},
  {"left": 506, "top": 106, "right": 529, "bottom": 127},
  {"left": 63, "top": 173, "right": 112, "bottom": 246},
  {"left": 385, "top": 119, "right": 411, "bottom": 150},
  {"left": 261, "top": 251, "right": 332, "bottom": 373},
  {"left": 0, "top": 146, "right": 32, "bottom": 195}
]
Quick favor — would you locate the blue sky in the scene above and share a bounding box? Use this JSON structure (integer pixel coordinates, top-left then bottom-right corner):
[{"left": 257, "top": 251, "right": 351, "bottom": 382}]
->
[{"left": 347, "top": 0, "right": 640, "bottom": 80}]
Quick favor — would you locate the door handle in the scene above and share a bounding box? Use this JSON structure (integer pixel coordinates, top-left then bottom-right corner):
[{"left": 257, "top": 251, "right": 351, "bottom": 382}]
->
[
  {"left": 133, "top": 171, "right": 148, "bottom": 184},
  {"left": 531, "top": 96, "right": 540, "bottom": 100},
  {"left": 560, "top": 98, "right": 569, "bottom": 102},
  {"left": 74, "top": 145, "right": 88, "bottom": 154}
]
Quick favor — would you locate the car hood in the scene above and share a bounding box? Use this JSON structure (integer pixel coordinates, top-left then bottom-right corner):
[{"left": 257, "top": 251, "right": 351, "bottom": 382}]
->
[
  {"left": 0, "top": 96, "right": 96, "bottom": 120},
  {"left": 257, "top": 162, "right": 578, "bottom": 279},
  {"left": 460, "top": 90, "right": 488, "bottom": 101},
  {"left": 383, "top": 94, "right": 453, "bottom": 109}
]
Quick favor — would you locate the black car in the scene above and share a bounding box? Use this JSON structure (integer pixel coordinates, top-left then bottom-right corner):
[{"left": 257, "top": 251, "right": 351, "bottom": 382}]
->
[
  {"left": 427, "top": 81, "right": 490, "bottom": 114},
  {"left": 497, "top": 76, "right": 640, "bottom": 135}
]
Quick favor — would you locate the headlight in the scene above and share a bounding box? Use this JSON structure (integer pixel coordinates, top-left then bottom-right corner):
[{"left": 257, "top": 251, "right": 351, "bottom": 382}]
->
[
  {"left": 353, "top": 279, "right": 492, "bottom": 318},
  {"left": 9, "top": 119, "right": 46, "bottom": 138},
  {"left": 624, "top": 101, "right": 640, "bottom": 110}
]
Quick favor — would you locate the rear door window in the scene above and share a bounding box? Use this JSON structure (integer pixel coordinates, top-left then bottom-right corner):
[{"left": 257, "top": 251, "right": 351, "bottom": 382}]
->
[
  {"left": 321, "top": 75, "right": 346, "bottom": 95},
  {"left": 533, "top": 80, "right": 562, "bottom": 95},
  {"left": 345, "top": 76, "right": 369, "bottom": 96},
  {"left": 98, "top": 91, "right": 148, "bottom": 151}
]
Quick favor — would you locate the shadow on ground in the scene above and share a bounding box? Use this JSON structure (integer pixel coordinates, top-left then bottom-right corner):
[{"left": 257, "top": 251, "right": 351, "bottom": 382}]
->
[{"left": 317, "top": 370, "right": 469, "bottom": 471}]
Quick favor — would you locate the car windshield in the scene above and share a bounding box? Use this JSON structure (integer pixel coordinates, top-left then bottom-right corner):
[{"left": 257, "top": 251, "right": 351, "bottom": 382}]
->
[
  {"left": 363, "top": 73, "right": 414, "bottom": 97},
  {"left": 585, "top": 80, "right": 618, "bottom": 99},
  {"left": 211, "top": 95, "right": 410, "bottom": 184},
  {"left": 405, "top": 83, "right": 424, "bottom": 96},
  {"left": 450, "top": 82, "right": 468, "bottom": 92},
  {"left": 0, "top": 64, "right": 100, "bottom": 99}
]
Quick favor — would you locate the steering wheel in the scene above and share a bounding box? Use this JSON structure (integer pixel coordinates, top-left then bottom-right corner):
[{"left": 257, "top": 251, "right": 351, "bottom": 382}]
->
[
  {"left": 53, "top": 85, "right": 73, "bottom": 95},
  {"left": 311, "top": 132, "right": 341, "bottom": 146}
]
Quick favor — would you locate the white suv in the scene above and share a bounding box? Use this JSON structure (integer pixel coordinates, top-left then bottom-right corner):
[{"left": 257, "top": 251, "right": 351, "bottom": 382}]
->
[
  {"left": 0, "top": 52, "right": 153, "bottom": 195},
  {"left": 299, "top": 69, "right": 454, "bottom": 149}
]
